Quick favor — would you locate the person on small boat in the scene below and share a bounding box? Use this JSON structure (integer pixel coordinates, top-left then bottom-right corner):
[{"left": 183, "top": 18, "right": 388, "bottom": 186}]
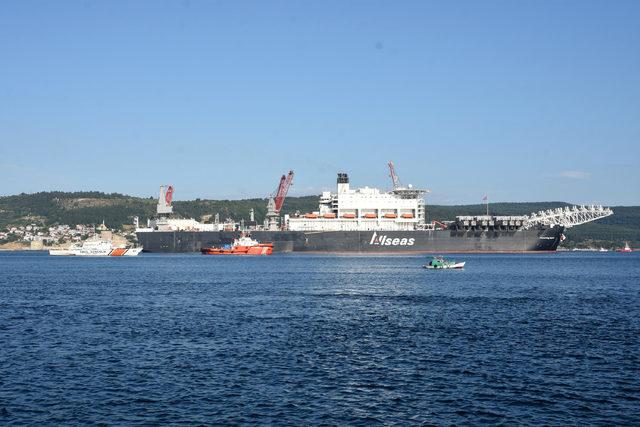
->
[
  {"left": 428, "top": 256, "right": 446, "bottom": 268},
  {"left": 424, "top": 256, "right": 465, "bottom": 269}
]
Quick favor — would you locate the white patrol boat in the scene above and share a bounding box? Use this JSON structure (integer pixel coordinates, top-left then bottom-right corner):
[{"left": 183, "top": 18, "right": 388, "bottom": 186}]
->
[{"left": 49, "top": 237, "right": 142, "bottom": 256}]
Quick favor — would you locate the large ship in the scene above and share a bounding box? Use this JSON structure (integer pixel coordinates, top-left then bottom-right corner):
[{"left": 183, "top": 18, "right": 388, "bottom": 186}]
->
[{"left": 136, "top": 166, "right": 613, "bottom": 253}]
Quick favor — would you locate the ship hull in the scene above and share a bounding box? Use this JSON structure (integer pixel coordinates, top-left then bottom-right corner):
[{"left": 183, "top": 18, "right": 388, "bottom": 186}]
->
[{"left": 136, "top": 226, "right": 564, "bottom": 253}]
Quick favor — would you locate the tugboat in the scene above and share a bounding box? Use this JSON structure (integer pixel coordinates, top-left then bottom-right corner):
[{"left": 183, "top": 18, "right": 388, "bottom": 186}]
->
[
  {"left": 618, "top": 242, "right": 633, "bottom": 253},
  {"left": 423, "top": 256, "right": 465, "bottom": 269},
  {"left": 201, "top": 235, "right": 273, "bottom": 255}
]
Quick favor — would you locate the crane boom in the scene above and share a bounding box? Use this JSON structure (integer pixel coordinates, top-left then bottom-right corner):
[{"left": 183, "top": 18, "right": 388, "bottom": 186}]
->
[
  {"left": 274, "top": 170, "right": 294, "bottom": 213},
  {"left": 388, "top": 161, "right": 400, "bottom": 189}
]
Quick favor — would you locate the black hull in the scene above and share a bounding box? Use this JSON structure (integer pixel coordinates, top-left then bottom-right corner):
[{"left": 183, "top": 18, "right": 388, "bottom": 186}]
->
[{"left": 136, "top": 226, "right": 564, "bottom": 253}]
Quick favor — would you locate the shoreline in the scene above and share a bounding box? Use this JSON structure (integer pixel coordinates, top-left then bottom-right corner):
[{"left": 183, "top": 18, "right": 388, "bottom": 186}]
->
[{"left": 0, "top": 246, "right": 61, "bottom": 252}]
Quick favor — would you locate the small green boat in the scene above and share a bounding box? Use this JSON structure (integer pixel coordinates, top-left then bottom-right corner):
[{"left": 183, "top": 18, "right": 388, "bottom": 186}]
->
[{"left": 423, "top": 256, "right": 465, "bottom": 269}]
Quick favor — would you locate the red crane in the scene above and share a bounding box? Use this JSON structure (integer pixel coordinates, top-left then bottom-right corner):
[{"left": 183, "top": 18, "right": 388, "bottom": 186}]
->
[
  {"left": 165, "top": 185, "right": 174, "bottom": 206},
  {"left": 432, "top": 220, "right": 449, "bottom": 230},
  {"left": 274, "top": 171, "right": 294, "bottom": 213},
  {"left": 388, "top": 161, "right": 400, "bottom": 189}
]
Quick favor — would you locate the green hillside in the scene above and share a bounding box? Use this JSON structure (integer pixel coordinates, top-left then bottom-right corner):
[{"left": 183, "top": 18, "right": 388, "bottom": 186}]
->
[
  {"left": 1, "top": 192, "right": 637, "bottom": 248},
  {"left": 0, "top": 192, "right": 318, "bottom": 229}
]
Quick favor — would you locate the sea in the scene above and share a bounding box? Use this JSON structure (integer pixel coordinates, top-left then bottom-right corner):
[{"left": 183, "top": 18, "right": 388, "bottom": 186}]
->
[{"left": 1, "top": 251, "right": 639, "bottom": 425}]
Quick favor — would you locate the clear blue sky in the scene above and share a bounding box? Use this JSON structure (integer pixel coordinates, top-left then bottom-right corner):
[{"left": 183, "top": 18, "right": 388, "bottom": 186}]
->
[{"left": 1, "top": 1, "right": 638, "bottom": 205}]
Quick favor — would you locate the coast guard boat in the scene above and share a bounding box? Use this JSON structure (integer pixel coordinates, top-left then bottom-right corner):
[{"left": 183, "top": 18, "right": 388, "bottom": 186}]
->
[{"left": 49, "top": 237, "right": 142, "bottom": 256}]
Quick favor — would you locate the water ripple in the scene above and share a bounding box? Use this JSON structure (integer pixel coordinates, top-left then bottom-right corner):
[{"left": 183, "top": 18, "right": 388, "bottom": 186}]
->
[{"left": 0, "top": 252, "right": 639, "bottom": 424}]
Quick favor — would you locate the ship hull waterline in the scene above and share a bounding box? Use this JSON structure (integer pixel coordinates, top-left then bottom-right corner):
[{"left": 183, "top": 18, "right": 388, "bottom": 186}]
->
[{"left": 136, "top": 227, "right": 564, "bottom": 254}]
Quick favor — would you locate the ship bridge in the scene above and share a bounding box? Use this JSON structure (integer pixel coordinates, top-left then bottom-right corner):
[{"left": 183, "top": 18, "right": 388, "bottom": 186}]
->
[{"left": 288, "top": 172, "right": 428, "bottom": 232}]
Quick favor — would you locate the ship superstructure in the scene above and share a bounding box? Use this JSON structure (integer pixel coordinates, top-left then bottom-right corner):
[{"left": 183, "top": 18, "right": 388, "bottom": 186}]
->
[{"left": 288, "top": 172, "right": 427, "bottom": 232}]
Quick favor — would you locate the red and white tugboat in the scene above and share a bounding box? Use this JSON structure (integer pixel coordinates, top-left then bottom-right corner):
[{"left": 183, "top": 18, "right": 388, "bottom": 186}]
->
[
  {"left": 618, "top": 242, "right": 633, "bottom": 253},
  {"left": 201, "top": 235, "right": 273, "bottom": 256}
]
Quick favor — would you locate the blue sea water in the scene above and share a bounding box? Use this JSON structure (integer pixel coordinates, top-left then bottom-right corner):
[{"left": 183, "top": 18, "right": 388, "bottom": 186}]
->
[{"left": 1, "top": 251, "right": 639, "bottom": 425}]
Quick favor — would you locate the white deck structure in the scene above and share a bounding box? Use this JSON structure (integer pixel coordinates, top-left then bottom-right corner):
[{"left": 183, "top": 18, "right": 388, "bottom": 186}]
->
[{"left": 288, "top": 173, "right": 429, "bottom": 232}]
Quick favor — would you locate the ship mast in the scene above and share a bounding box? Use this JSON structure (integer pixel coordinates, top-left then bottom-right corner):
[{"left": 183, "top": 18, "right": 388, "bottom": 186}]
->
[
  {"left": 484, "top": 194, "right": 489, "bottom": 216},
  {"left": 388, "top": 161, "right": 401, "bottom": 189}
]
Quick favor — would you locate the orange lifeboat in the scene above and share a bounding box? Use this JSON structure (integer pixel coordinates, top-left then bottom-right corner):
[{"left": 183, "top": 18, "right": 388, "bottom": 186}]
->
[
  {"left": 401, "top": 213, "right": 414, "bottom": 219},
  {"left": 363, "top": 213, "right": 377, "bottom": 219},
  {"left": 342, "top": 213, "right": 356, "bottom": 219},
  {"left": 384, "top": 213, "right": 397, "bottom": 219},
  {"left": 323, "top": 213, "right": 336, "bottom": 219},
  {"left": 201, "top": 236, "right": 273, "bottom": 255},
  {"left": 305, "top": 213, "right": 319, "bottom": 219}
]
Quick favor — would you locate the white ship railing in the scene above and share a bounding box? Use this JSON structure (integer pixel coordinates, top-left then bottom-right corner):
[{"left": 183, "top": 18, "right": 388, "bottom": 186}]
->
[{"left": 523, "top": 205, "right": 613, "bottom": 230}]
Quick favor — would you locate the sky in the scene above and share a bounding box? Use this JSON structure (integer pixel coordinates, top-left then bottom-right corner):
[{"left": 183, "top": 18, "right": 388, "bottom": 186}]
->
[{"left": 1, "top": 0, "right": 639, "bottom": 205}]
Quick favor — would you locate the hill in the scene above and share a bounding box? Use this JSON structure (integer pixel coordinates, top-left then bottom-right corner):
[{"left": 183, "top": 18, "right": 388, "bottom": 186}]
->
[
  {"left": 1, "top": 192, "right": 637, "bottom": 248},
  {"left": 0, "top": 192, "right": 319, "bottom": 230}
]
